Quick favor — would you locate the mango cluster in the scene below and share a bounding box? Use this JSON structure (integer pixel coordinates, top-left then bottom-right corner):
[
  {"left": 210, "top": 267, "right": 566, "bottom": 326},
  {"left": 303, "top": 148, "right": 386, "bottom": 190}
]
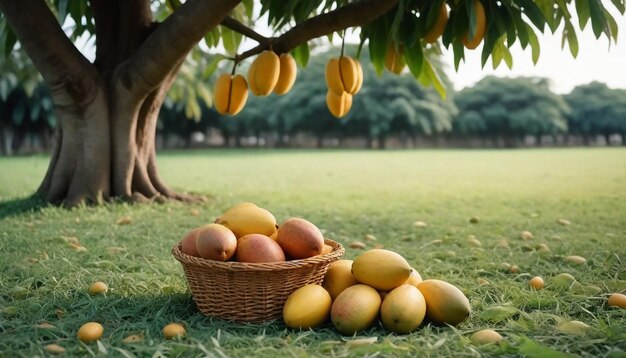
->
[
  {"left": 214, "top": 51, "right": 297, "bottom": 116},
  {"left": 282, "top": 248, "right": 471, "bottom": 334},
  {"left": 180, "top": 203, "right": 332, "bottom": 263},
  {"left": 324, "top": 56, "right": 363, "bottom": 118}
]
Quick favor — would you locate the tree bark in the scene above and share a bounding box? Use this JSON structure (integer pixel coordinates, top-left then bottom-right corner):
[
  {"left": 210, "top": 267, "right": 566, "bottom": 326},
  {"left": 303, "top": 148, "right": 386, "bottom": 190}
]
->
[{"left": 0, "top": 0, "right": 397, "bottom": 206}]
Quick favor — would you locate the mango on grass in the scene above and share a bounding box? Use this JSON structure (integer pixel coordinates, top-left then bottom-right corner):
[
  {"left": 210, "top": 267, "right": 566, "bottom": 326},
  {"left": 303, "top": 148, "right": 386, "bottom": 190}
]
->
[
  {"left": 351, "top": 249, "right": 412, "bottom": 291},
  {"left": 380, "top": 284, "right": 426, "bottom": 334},
  {"left": 77, "top": 322, "right": 103, "bottom": 342},
  {"left": 470, "top": 329, "right": 503, "bottom": 345},
  {"left": 163, "top": 323, "right": 186, "bottom": 339},
  {"left": 213, "top": 74, "right": 248, "bottom": 116},
  {"left": 283, "top": 285, "right": 332, "bottom": 329},
  {"left": 215, "top": 203, "right": 277, "bottom": 238},
  {"left": 417, "top": 279, "right": 471, "bottom": 326},
  {"left": 322, "top": 259, "right": 358, "bottom": 300},
  {"left": 608, "top": 293, "right": 626, "bottom": 309},
  {"left": 331, "top": 284, "right": 381, "bottom": 335},
  {"left": 405, "top": 269, "right": 423, "bottom": 286}
]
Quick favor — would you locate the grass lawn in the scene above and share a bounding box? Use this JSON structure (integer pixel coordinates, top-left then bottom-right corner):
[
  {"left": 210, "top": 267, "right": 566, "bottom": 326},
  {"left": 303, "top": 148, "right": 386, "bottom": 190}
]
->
[{"left": 1, "top": 148, "right": 625, "bottom": 357}]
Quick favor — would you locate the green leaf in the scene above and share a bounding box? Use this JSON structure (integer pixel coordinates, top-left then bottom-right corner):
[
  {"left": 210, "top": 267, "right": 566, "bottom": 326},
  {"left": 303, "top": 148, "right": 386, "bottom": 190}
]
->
[
  {"left": 389, "top": 0, "right": 407, "bottom": 43},
  {"left": 517, "top": 337, "right": 570, "bottom": 358},
  {"left": 4, "top": 27, "right": 17, "bottom": 55},
  {"left": 242, "top": 0, "right": 254, "bottom": 19},
  {"left": 502, "top": 43, "right": 513, "bottom": 69},
  {"left": 57, "top": 0, "right": 69, "bottom": 24},
  {"left": 196, "top": 83, "right": 213, "bottom": 109},
  {"left": 291, "top": 42, "right": 310, "bottom": 68},
  {"left": 611, "top": 0, "right": 625, "bottom": 13},
  {"left": 588, "top": 0, "right": 607, "bottom": 38},
  {"left": 425, "top": 0, "right": 446, "bottom": 30},
  {"left": 466, "top": 0, "right": 478, "bottom": 40},
  {"left": 516, "top": 0, "right": 547, "bottom": 31},
  {"left": 555, "top": 0, "right": 571, "bottom": 19},
  {"left": 527, "top": 24, "right": 541, "bottom": 64},
  {"left": 202, "top": 55, "right": 227, "bottom": 80},
  {"left": 491, "top": 41, "right": 503, "bottom": 69},
  {"left": 166, "top": 0, "right": 181, "bottom": 11},
  {"left": 575, "top": 0, "right": 591, "bottom": 29},
  {"left": 220, "top": 26, "right": 241, "bottom": 55},
  {"left": 563, "top": 20, "right": 579, "bottom": 58},
  {"left": 452, "top": 41, "right": 465, "bottom": 71},
  {"left": 603, "top": 9, "right": 619, "bottom": 43},
  {"left": 506, "top": 4, "right": 529, "bottom": 48},
  {"left": 481, "top": 25, "right": 503, "bottom": 68},
  {"left": 404, "top": 42, "right": 424, "bottom": 79},
  {"left": 418, "top": 57, "right": 446, "bottom": 100},
  {"left": 368, "top": 19, "right": 389, "bottom": 76},
  {"left": 480, "top": 305, "right": 519, "bottom": 323}
]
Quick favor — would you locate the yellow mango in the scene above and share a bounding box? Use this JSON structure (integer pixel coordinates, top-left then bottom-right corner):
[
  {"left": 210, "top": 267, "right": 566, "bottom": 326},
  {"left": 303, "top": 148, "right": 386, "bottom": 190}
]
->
[
  {"left": 273, "top": 53, "right": 297, "bottom": 95},
  {"left": 322, "top": 259, "right": 358, "bottom": 300},
  {"left": 351, "top": 249, "right": 412, "bottom": 291},
  {"left": 326, "top": 90, "right": 352, "bottom": 118},
  {"left": 283, "top": 285, "right": 332, "bottom": 329},
  {"left": 380, "top": 284, "right": 426, "bottom": 334},
  {"left": 417, "top": 279, "right": 471, "bottom": 326},
  {"left": 213, "top": 74, "right": 248, "bottom": 116},
  {"left": 331, "top": 284, "right": 381, "bottom": 335},
  {"left": 248, "top": 50, "right": 280, "bottom": 96},
  {"left": 215, "top": 204, "right": 277, "bottom": 238}
]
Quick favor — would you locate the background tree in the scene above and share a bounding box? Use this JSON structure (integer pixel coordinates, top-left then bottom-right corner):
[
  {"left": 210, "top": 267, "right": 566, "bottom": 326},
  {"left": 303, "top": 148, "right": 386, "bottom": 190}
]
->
[
  {"left": 0, "top": 0, "right": 623, "bottom": 205},
  {"left": 454, "top": 76, "right": 569, "bottom": 147},
  {"left": 564, "top": 82, "right": 626, "bottom": 145},
  {"left": 0, "top": 48, "right": 55, "bottom": 155}
]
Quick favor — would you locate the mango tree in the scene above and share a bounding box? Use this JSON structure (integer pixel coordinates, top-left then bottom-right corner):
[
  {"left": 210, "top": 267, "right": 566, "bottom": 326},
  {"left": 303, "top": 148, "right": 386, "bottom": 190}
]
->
[{"left": 0, "top": 0, "right": 622, "bottom": 205}]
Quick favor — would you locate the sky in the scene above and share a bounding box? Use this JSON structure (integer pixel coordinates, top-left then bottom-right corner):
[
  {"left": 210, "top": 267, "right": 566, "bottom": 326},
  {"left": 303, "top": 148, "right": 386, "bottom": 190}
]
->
[{"left": 440, "top": 10, "right": 626, "bottom": 94}]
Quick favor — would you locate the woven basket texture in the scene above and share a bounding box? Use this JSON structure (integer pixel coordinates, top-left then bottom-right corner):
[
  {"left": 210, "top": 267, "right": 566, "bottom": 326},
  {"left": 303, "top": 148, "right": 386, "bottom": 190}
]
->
[{"left": 172, "top": 239, "right": 344, "bottom": 323}]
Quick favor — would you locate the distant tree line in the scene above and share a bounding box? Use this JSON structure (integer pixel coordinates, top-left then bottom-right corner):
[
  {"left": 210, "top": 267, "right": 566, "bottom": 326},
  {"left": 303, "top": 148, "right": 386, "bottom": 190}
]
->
[{"left": 2, "top": 49, "right": 626, "bottom": 155}]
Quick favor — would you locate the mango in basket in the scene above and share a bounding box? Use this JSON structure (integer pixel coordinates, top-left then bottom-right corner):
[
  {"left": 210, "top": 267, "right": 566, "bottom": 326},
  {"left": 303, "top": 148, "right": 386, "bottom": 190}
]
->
[
  {"left": 236, "top": 234, "right": 285, "bottom": 263},
  {"left": 216, "top": 203, "right": 277, "bottom": 238},
  {"left": 195, "top": 224, "right": 237, "bottom": 261},
  {"left": 277, "top": 218, "right": 324, "bottom": 259},
  {"left": 181, "top": 227, "right": 201, "bottom": 257}
]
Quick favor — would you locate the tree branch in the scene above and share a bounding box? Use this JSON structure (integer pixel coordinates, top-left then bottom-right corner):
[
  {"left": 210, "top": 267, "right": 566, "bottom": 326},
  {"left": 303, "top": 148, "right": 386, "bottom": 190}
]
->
[
  {"left": 0, "top": 0, "right": 96, "bottom": 86},
  {"left": 221, "top": 16, "right": 269, "bottom": 45},
  {"left": 238, "top": 0, "right": 399, "bottom": 62},
  {"left": 124, "top": 0, "right": 241, "bottom": 95}
]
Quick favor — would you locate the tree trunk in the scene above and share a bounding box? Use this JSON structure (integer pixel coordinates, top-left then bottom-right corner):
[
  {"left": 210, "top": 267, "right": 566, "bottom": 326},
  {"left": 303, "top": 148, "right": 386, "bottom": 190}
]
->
[
  {"left": 378, "top": 134, "right": 387, "bottom": 149},
  {"left": 0, "top": 0, "right": 398, "bottom": 206},
  {"left": 316, "top": 135, "right": 323, "bottom": 148}
]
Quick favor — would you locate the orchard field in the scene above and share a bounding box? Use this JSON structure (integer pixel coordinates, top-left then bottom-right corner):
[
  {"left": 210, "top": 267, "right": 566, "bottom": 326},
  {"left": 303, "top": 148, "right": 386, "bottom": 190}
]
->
[{"left": 1, "top": 148, "right": 625, "bottom": 357}]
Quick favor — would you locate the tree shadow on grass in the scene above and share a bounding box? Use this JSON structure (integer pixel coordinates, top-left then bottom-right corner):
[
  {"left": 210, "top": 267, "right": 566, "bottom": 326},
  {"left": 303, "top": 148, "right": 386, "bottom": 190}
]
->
[{"left": 0, "top": 195, "right": 48, "bottom": 220}]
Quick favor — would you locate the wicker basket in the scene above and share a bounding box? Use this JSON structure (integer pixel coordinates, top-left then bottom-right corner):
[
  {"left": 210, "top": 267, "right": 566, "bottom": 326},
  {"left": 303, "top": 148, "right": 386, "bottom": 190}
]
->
[{"left": 172, "top": 239, "right": 344, "bottom": 323}]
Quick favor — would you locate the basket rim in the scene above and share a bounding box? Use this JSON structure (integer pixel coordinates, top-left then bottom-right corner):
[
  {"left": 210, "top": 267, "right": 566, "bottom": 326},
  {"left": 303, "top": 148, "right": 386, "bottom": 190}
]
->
[{"left": 172, "top": 238, "right": 345, "bottom": 272}]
